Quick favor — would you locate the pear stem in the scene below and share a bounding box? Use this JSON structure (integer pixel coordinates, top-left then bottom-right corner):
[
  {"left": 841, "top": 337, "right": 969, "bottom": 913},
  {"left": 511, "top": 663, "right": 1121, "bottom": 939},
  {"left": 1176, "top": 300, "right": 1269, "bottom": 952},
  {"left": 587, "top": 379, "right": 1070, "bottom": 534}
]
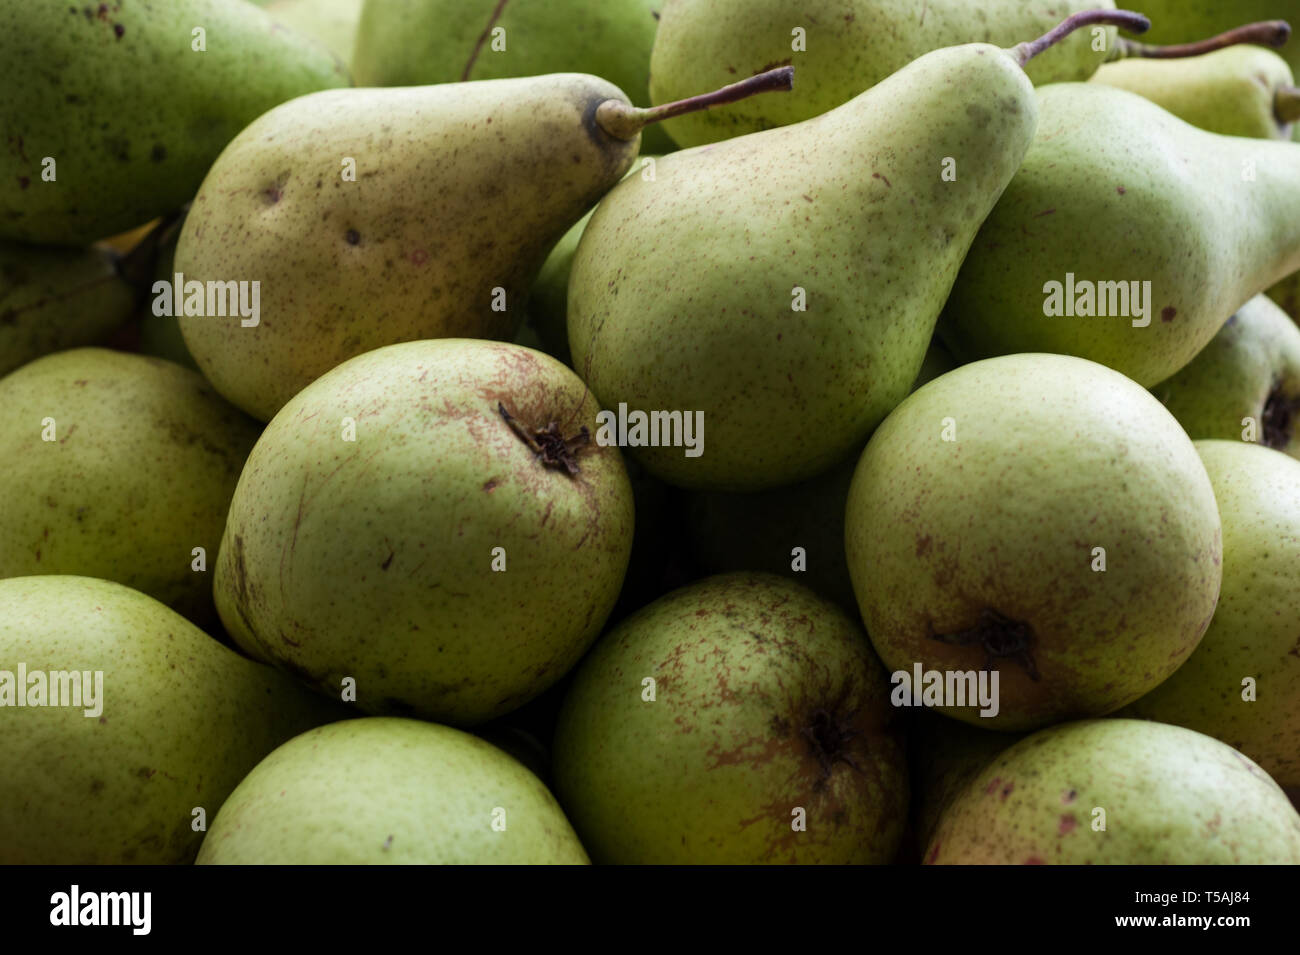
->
[
  {"left": 1277, "top": 85, "right": 1300, "bottom": 125},
  {"left": 1111, "top": 19, "right": 1291, "bottom": 60},
  {"left": 595, "top": 66, "right": 795, "bottom": 141},
  {"left": 1010, "top": 9, "right": 1151, "bottom": 68}
]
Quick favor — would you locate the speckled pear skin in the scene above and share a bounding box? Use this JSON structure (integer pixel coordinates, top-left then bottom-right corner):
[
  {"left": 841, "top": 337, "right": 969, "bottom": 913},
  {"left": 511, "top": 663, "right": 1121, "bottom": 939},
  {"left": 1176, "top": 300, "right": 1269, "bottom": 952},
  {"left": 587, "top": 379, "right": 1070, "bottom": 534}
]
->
[
  {"left": 352, "top": 0, "right": 672, "bottom": 153},
  {"left": 649, "top": 0, "right": 1113, "bottom": 148},
  {"left": 177, "top": 75, "right": 639, "bottom": 422},
  {"left": 0, "top": 575, "right": 346, "bottom": 864},
  {"left": 197, "top": 717, "right": 589, "bottom": 864},
  {"left": 942, "top": 84, "right": 1300, "bottom": 388},
  {"left": 1121, "top": 442, "right": 1300, "bottom": 787},
  {"left": 1091, "top": 45, "right": 1299, "bottom": 141},
  {"left": 845, "top": 354, "right": 1224, "bottom": 732},
  {"left": 1152, "top": 296, "right": 1300, "bottom": 460},
  {"left": 925, "top": 719, "right": 1300, "bottom": 864},
  {"left": 0, "top": 243, "right": 136, "bottom": 377},
  {"left": 569, "top": 43, "right": 1037, "bottom": 492},
  {"left": 0, "top": 349, "right": 260, "bottom": 629},
  {"left": 0, "top": 0, "right": 349, "bottom": 245},
  {"left": 552, "top": 572, "right": 908, "bottom": 864},
  {"left": 214, "top": 339, "right": 634, "bottom": 725}
]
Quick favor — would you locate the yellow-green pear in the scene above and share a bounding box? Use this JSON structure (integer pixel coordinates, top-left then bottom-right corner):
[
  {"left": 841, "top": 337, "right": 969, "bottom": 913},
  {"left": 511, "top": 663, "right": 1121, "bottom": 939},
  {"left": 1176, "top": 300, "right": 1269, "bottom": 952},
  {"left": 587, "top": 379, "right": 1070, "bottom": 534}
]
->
[
  {"left": 0, "top": 575, "right": 344, "bottom": 864},
  {"left": 926, "top": 720, "right": 1300, "bottom": 864},
  {"left": 0, "top": 0, "right": 349, "bottom": 245},
  {"left": 1092, "top": 43, "right": 1300, "bottom": 140},
  {"left": 943, "top": 83, "right": 1300, "bottom": 387},
  {"left": 0, "top": 349, "right": 260, "bottom": 628},
  {"left": 198, "top": 718, "right": 588, "bottom": 864},
  {"left": 570, "top": 15, "right": 1139, "bottom": 490},
  {"left": 214, "top": 339, "right": 635, "bottom": 725},
  {"left": 1151, "top": 295, "right": 1300, "bottom": 459},
  {"left": 176, "top": 69, "right": 791, "bottom": 421},
  {"left": 0, "top": 243, "right": 136, "bottom": 377},
  {"left": 553, "top": 573, "right": 908, "bottom": 864},
  {"left": 1123, "top": 441, "right": 1300, "bottom": 787},
  {"left": 266, "top": 0, "right": 364, "bottom": 67}
]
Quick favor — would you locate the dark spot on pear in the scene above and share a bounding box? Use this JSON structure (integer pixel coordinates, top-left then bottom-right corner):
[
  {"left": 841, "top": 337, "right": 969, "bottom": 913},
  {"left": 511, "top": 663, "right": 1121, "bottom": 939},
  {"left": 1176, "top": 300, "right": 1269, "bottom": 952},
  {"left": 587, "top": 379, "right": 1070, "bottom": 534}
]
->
[
  {"left": 1161, "top": 306, "right": 1177, "bottom": 322},
  {"left": 150, "top": 143, "right": 165, "bottom": 162},
  {"left": 345, "top": 229, "right": 360, "bottom": 245}
]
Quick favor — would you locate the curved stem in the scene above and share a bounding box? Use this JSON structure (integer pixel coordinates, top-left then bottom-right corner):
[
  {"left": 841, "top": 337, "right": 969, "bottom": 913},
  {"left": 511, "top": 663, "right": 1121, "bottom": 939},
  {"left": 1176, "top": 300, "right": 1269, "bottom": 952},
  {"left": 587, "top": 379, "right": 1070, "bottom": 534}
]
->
[
  {"left": 1277, "top": 85, "right": 1300, "bottom": 125},
  {"left": 1110, "top": 19, "right": 1290, "bottom": 61},
  {"left": 1010, "top": 9, "right": 1151, "bottom": 68},
  {"left": 595, "top": 66, "right": 795, "bottom": 141}
]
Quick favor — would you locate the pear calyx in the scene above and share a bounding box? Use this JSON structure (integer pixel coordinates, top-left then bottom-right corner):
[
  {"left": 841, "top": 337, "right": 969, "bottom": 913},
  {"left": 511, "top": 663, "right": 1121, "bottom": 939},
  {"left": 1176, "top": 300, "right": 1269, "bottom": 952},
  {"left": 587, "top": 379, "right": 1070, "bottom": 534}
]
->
[
  {"left": 1010, "top": 10, "right": 1151, "bottom": 69},
  {"left": 498, "top": 402, "right": 591, "bottom": 476},
  {"left": 1112, "top": 19, "right": 1291, "bottom": 61},
  {"left": 595, "top": 66, "right": 795, "bottom": 141},
  {"left": 930, "top": 609, "right": 1041, "bottom": 681}
]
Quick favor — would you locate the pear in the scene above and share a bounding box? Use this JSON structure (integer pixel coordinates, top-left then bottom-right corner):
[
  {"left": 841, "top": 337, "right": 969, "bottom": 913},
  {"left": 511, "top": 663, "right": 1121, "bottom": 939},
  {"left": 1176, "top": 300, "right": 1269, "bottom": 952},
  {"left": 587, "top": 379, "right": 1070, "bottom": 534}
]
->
[
  {"left": 1152, "top": 295, "right": 1300, "bottom": 459},
  {"left": 647, "top": 0, "right": 1139, "bottom": 148},
  {"left": 176, "top": 70, "right": 790, "bottom": 421},
  {"left": 552, "top": 573, "right": 908, "bottom": 864},
  {"left": 568, "top": 15, "right": 1140, "bottom": 491},
  {"left": 926, "top": 719, "right": 1300, "bottom": 864},
  {"left": 352, "top": 0, "right": 673, "bottom": 153},
  {"left": 1122, "top": 441, "right": 1300, "bottom": 788},
  {"left": 684, "top": 340, "right": 957, "bottom": 612},
  {"left": 198, "top": 718, "right": 588, "bottom": 864},
  {"left": 0, "top": 575, "right": 343, "bottom": 864},
  {"left": 845, "top": 354, "right": 1223, "bottom": 731},
  {"left": 1092, "top": 43, "right": 1300, "bottom": 140},
  {"left": 526, "top": 156, "right": 661, "bottom": 366},
  {"left": 0, "top": 243, "right": 136, "bottom": 377},
  {"left": 0, "top": 0, "right": 349, "bottom": 245},
  {"left": 943, "top": 82, "right": 1300, "bottom": 388},
  {"left": 266, "top": 0, "right": 364, "bottom": 67},
  {"left": 0, "top": 349, "right": 259, "bottom": 629},
  {"left": 214, "top": 339, "right": 635, "bottom": 725},
  {"left": 1269, "top": 269, "right": 1300, "bottom": 322}
]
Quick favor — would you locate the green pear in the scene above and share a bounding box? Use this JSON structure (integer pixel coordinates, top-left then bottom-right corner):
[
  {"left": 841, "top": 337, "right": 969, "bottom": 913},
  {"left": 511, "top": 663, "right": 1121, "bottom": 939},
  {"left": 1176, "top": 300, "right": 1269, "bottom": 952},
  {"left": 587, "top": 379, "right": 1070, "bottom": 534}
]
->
[
  {"left": 0, "top": 242, "right": 136, "bottom": 377},
  {"left": 0, "top": 575, "right": 343, "bottom": 864},
  {"left": 0, "top": 0, "right": 349, "bottom": 245},
  {"left": 136, "top": 233, "right": 201, "bottom": 372},
  {"left": 1092, "top": 44, "right": 1300, "bottom": 140},
  {"left": 214, "top": 339, "right": 635, "bottom": 725},
  {"left": 845, "top": 354, "right": 1223, "bottom": 731},
  {"left": 0, "top": 349, "right": 260, "bottom": 629},
  {"left": 684, "top": 340, "right": 957, "bottom": 612},
  {"left": 525, "top": 156, "right": 660, "bottom": 365},
  {"left": 1152, "top": 295, "right": 1300, "bottom": 459},
  {"left": 175, "top": 71, "right": 789, "bottom": 421},
  {"left": 926, "top": 719, "right": 1300, "bottom": 864},
  {"left": 198, "top": 717, "right": 588, "bottom": 863},
  {"left": 266, "top": 0, "right": 364, "bottom": 67},
  {"left": 1123, "top": 441, "right": 1300, "bottom": 787},
  {"left": 552, "top": 572, "right": 908, "bottom": 864},
  {"left": 943, "top": 83, "right": 1300, "bottom": 387},
  {"left": 909, "top": 711, "right": 1019, "bottom": 852},
  {"left": 647, "top": 0, "right": 1135, "bottom": 148},
  {"left": 569, "top": 15, "right": 1133, "bottom": 490},
  {"left": 352, "top": 0, "right": 674, "bottom": 153}
]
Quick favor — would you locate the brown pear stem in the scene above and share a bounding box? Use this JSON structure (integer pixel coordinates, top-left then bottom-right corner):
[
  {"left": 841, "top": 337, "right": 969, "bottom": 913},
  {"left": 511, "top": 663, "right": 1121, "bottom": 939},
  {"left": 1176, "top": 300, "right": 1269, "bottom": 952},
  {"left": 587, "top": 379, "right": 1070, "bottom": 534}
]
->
[
  {"left": 1010, "top": 9, "right": 1151, "bottom": 68},
  {"left": 595, "top": 66, "right": 795, "bottom": 141},
  {"left": 1111, "top": 19, "right": 1291, "bottom": 60},
  {"left": 116, "top": 206, "right": 187, "bottom": 291},
  {"left": 1277, "top": 85, "right": 1300, "bottom": 125}
]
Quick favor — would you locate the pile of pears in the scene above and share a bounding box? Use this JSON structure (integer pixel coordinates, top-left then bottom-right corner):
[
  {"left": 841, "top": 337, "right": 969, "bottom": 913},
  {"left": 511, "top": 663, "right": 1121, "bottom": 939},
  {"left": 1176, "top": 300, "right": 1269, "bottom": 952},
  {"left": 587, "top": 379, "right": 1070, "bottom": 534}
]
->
[{"left": 3, "top": 0, "right": 1300, "bottom": 867}]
